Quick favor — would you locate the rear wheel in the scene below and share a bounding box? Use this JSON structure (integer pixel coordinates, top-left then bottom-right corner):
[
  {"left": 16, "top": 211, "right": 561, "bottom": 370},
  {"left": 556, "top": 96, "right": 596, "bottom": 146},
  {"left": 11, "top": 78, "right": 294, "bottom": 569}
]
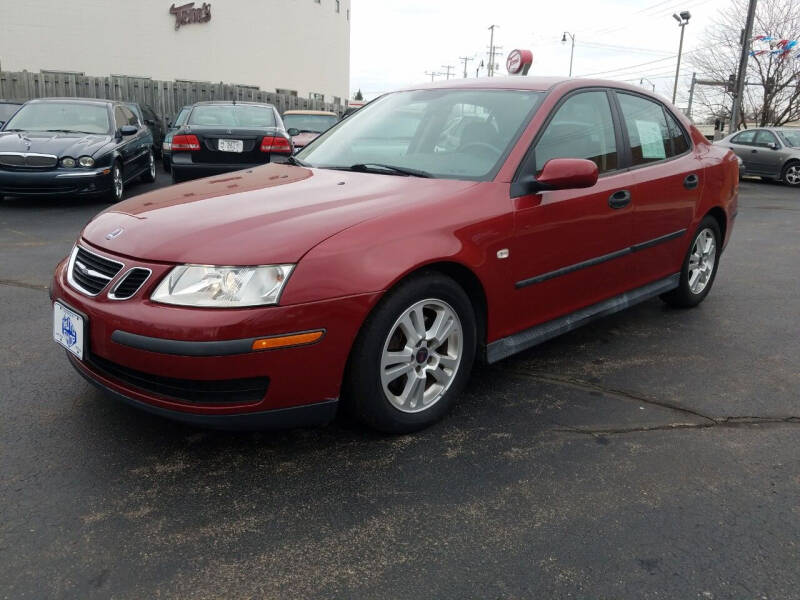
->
[
  {"left": 344, "top": 272, "right": 476, "bottom": 433},
  {"left": 140, "top": 149, "right": 156, "bottom": 183},
  {"left": 781, "top": 161, "right": 800, "bottom": 187},
  {"left": 660, "top": 216, "right": 721, "bottom": 308}
]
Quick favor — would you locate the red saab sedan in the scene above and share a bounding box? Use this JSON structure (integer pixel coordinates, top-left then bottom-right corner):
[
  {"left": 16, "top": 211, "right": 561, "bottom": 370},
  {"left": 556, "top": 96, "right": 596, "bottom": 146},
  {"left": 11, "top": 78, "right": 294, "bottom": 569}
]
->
[{"left": 51, "top": 77, "right": 738, "bottom": 433}]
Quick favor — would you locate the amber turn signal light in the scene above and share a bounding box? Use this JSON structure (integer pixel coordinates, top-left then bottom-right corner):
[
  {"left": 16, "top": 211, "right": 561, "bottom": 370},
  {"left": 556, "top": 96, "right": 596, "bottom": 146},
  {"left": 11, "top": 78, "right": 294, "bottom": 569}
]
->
[{"left": 251, "top": 330, "right": 324, "bottom": 351}]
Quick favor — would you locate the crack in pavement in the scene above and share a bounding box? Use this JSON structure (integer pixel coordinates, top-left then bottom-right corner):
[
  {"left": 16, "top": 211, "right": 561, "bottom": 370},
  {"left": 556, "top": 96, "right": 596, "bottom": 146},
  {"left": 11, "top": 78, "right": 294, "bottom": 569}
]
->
[
  {"left": 494, "top": 366, "right": 800, "bottom": 436},
  {"left": 0, "top": 279, "right": 48, "bottom": 292}
]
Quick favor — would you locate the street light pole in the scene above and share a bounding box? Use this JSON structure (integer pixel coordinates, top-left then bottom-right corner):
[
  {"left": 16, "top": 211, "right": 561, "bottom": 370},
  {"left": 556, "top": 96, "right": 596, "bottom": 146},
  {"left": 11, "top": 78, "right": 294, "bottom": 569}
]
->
[
  {"left": 671, "top": 11, "right": 691, "bottom": 104},
  {"left": 562, "top": 32, "right": 576, "bottom": 77}
]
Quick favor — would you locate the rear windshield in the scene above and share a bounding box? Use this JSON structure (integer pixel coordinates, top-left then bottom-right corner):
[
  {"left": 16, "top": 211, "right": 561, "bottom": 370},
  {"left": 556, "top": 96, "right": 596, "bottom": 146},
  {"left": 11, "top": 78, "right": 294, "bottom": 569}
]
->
[
  {"left": 283, "top": 114, "right": 338, "bottom": 133},
  {"left": 778, "top": 129, "right": 800, "bottom": 148},
  {"left": 0, "top": 103, "right": 20, "bottom": 122},
  {"left": 188, "top": 105, "right": 276, "bottom": 128},
  {"left": 3, "top": 102, "right": 110, "bottom": 134}
]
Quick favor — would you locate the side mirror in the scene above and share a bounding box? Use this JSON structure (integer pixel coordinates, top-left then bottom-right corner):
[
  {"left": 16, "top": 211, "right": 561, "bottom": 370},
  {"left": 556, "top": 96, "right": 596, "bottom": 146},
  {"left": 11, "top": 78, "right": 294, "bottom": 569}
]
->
[
  {"left": 167, "top": 120, "right": 173, "bottom": 128},
  {"left": 512, "top": 158, "right": 599, "bottom": 196},
  {"left": 768, "top": 142, "right": 779, "bottom": 150},
  {"left": 0, "top": 121, "right": 5, "bottom": 128},
  {"left": 537, "top": 158, "right": 599, "bottom": 190},
  {"left": 119, "top": 125, "right": 138, "bottom": 136},
  {"left": 287, "top": 127, "right": 300, "bottom": 137}
]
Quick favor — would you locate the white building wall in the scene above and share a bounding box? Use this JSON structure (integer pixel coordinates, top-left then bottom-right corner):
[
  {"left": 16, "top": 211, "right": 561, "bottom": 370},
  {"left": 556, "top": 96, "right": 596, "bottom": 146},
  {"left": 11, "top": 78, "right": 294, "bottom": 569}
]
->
[{"left": 0, "top": 0, "right": 350, "bottom": 102}]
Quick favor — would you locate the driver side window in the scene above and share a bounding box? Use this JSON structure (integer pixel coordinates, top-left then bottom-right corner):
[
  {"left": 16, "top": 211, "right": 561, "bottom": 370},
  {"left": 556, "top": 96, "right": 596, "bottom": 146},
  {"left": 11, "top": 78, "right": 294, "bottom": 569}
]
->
[{"left": 534, "top": 91, "right": 618, "bottom": 174}]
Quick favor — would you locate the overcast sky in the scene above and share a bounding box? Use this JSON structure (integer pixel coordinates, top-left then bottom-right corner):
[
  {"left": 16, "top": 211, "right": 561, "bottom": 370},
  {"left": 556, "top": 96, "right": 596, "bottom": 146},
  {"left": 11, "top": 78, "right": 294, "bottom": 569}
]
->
[{"left": 350, "top": 0, "right": 731, "bottom": 105}]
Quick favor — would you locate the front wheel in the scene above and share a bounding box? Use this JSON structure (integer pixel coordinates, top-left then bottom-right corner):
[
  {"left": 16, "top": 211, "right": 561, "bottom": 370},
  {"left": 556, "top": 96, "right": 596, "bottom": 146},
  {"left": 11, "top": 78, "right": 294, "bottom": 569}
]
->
[
  {"left": 344, "top": 272, "right": 477, "bottom": 433},
  {"left": 781, "top": 161, "right": 800, "bottom": 187},
  {"left": 661, "top": 216, "right": 721, "bottom": 308}
]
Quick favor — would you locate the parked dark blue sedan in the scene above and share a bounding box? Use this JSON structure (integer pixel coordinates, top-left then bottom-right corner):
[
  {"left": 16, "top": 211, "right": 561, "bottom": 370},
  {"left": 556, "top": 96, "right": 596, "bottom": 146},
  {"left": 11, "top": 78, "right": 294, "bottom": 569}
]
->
[{"left": 0, "top": 98, "right": 155, "bottom": 202}]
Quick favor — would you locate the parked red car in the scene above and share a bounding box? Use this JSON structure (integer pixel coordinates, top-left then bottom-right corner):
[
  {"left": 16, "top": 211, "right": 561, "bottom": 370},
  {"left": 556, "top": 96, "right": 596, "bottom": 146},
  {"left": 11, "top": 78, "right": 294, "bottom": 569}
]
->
[{"left": 51, "top": 77, "right": 738, "bottom": 432}]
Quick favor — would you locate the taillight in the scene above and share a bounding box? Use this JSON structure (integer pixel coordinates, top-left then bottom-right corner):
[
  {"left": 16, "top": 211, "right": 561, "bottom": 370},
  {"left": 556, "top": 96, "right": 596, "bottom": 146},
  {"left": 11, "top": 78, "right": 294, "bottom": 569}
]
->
[
  {"left": 260, "top": 135, "right": 292, "bottom": 154},
  {"left": 171, "top": 134, "right": 201, "bottom": 151}
]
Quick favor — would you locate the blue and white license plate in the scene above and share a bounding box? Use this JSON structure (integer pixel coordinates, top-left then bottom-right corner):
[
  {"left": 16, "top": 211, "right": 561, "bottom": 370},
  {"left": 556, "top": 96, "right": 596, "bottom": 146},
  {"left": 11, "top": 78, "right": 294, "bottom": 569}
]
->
[{"left": 53, "top": 301, "right": 84, "bottom": 360}]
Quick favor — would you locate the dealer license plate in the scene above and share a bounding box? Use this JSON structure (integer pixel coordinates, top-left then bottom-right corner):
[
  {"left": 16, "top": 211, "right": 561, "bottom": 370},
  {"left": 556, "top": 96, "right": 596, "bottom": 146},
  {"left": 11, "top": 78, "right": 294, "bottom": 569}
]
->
[
  {"left": 53, "top": 301, "right": 85, "bottom": 360},
  {"left": 218, "top": 139, "right": 244, "bottom": 153}
]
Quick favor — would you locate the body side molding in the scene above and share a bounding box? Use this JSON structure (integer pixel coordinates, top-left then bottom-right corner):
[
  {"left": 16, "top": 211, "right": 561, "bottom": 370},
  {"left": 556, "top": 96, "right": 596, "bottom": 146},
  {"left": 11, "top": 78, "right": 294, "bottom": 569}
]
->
[{"left": 487, "top": 273, "right": 680, "bottom": 363}]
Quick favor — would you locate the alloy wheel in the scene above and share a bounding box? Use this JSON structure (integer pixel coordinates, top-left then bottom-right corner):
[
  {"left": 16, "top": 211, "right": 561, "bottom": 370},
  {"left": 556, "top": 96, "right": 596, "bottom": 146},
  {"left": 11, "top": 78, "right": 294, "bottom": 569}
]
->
[
  {"left": 380, "top": 298, "right": 463, "bottom": 413},
  {"left": 784, "top": 164, "right": 800, "bottom": 186},
  {"left": 113, "top": 164, "right": 123, "bottom": 201},
  {"left": 688, "top": 228, "right": 716, "bottom": 295}
]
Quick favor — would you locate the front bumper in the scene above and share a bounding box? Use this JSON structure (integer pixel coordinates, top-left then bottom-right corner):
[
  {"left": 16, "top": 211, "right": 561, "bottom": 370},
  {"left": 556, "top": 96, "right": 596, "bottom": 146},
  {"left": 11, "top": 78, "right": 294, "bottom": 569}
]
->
[
  {"left": 0, "top": 167, "right": 113, "bottom": 197},
  {"left": 51, "top": 247, "right": 380, "bottom": 427}
]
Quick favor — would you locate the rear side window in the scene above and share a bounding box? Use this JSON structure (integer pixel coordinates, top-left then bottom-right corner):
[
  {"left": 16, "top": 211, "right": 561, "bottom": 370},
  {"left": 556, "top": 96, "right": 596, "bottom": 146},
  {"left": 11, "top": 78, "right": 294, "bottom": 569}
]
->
[
  {"left": 617, "top": 93, "right": 679, "bottom": 166},
  {"left": 731, "top": 130, "right": 756, "bottom": 145},
  {"left": 534, "top": 91, "right": 618, "bottom": 174},
  {"left": 666, "top": 111, "right": 691, "bottom": 155}
]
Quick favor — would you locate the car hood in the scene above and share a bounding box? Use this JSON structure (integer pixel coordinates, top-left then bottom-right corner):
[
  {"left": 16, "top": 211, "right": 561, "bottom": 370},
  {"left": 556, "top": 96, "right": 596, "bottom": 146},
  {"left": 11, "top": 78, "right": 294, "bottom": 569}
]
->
[
  {"left": 0, "top": 130, "right": 112, "bottom": 157},
  {"left": 290, "top": 132, "right": 320, "bottom": 148},
  {"left": 82, "top": 163, "right": 478, "bottom": 265}
]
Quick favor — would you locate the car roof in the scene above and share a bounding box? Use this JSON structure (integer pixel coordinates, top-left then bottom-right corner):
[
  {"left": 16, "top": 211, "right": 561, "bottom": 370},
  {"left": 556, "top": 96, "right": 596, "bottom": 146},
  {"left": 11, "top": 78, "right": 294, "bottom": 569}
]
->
[
  {"left": 394, "top": 75, "right": 667, "bottom": 97},
  {"left": 25, "top": 97, "right": 118, "bottom": 106},
  {"left": 283, "top": 110, "right": 337, "bottom": 116},
  {"left": 0, "top": 99, "right": 23, "bottom": 104},
  {"left": 191, "top": 101, "right": 276, "bottom": 108}
]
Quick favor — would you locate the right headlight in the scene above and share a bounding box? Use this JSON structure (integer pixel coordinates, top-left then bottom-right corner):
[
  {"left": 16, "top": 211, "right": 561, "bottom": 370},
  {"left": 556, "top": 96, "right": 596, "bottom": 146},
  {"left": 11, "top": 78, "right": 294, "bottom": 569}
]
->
[{"left": 151, "top": 264, "right": 294, "bottom": 307}]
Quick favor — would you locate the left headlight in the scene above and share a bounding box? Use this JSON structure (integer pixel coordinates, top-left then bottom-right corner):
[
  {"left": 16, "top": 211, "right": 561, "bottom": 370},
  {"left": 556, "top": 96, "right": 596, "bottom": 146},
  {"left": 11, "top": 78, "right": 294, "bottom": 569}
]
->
[{"left": 151, "top": 264, "right": 295, "bottom": 307}]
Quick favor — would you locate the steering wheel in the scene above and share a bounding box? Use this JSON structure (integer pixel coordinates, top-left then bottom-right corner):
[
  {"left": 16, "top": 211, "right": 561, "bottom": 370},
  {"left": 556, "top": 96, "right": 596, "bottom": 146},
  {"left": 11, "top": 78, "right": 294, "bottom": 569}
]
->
[{"left": 460, "top": 141, "right": 502, "bottom": 156}]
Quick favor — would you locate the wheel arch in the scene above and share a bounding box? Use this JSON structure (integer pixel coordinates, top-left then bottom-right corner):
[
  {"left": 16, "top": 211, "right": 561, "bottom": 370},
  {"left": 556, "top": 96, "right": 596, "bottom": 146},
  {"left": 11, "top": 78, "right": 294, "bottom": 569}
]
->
[{"left": 705, "top": 206, "right": 727, "bottom": 244}]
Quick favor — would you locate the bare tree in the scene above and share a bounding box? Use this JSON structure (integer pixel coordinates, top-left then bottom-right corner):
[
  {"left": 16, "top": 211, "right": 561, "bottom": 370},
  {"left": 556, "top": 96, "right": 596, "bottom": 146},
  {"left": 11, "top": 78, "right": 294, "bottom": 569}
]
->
[{"left": 689, "top": 0, "right": 800, "bottom": 127}]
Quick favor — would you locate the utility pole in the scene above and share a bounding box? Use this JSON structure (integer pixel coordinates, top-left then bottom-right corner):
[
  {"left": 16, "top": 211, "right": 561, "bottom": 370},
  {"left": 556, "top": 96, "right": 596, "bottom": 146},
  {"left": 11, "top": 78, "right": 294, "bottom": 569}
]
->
[
  {"left": 424, "top": 71, "right": 441, "bottom": 82},
  {"left": 687, "top": 72, "right": 697, "bottom": 119},
  {"left": 441, "top": 65, "right": 455, "bottom": 80},
  {"left": 562, "top": 32, "right": 576, "bottom": 77},
  {"left": 487, "top": 25, "right": 498, "bottom": 76},
  {"left": 671, "top": 11, "right": 691, "bottom": 104},
  {"left": 730, "top": 0, "right": 758, "bottom": 133},
  {"left": 459, "top": 56, "right": 474, "bottom": 78}
]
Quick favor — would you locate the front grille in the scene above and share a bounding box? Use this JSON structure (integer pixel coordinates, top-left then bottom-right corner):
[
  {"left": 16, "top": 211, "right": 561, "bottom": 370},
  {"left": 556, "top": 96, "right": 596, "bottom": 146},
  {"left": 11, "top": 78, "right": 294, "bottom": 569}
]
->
[
  {"left": 87, "top": 352, "right": 270, "bottom": 404},
  {"left": 0, "top": 153, "right": 58, "bottom": 168},
  {"left": 109, "top": 268, "right": 151, "bottom": 300},
  {"left": 69, "top": 246, "right": 124, "bottom": 296}
]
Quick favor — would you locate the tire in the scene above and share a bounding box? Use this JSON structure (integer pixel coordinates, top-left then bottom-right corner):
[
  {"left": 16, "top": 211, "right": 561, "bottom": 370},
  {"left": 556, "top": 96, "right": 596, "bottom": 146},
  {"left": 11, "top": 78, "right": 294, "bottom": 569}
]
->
[
  {"left": 660, "top": 216, "right": 722, "bottom": 308},
  {"left": 781, "top": 161, "right": 800, "bottom": 187},
  {"left": 344, "top": 272, "right": 477, "bottom": 433},
  {"left": 107, "top": 161, "right": 124, "bottom": 203},
  {"left": 140, "top": 149, "right": 157, "bottom": 183}
]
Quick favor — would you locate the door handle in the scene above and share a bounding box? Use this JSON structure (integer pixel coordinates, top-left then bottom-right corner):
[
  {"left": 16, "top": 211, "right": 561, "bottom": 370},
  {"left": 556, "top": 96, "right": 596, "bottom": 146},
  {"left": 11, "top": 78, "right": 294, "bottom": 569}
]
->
[
  {"left": 608, "top": 189, "right": 631, "bottom": 209},
  {"left": 684, "top": 173, "right": 699, "bottom": 190},
  {"left": 751, "top": 149, "right": 758, "bottom": 153}
]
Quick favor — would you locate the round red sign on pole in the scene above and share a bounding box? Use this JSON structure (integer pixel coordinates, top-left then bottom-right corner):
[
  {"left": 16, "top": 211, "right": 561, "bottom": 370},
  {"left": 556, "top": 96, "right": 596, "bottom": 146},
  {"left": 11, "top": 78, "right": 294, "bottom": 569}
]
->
[{"left": 506, "top": 49, "right": 533, "bottom": 76}]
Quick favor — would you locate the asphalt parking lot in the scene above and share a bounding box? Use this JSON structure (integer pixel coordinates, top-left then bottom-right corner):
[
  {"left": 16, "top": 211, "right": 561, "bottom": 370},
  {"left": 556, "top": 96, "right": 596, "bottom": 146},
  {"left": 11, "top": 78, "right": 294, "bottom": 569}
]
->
[{"left": 1, "top": 169, "right": 798, "bottom": 599}]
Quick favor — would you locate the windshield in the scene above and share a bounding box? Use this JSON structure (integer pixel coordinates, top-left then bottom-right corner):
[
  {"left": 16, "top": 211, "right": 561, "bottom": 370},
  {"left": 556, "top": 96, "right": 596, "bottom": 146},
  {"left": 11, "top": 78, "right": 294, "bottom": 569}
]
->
[
  {"left": 0, "top": 103, "right": 20, "bottom": 122},
  {"left": 188, "top": 105, "right": 276, "bottom": 128},
  {"left": 284, "top": 114, "right": 338, "bottom": 133},
  {"left": 4, "top": 102, "right": 110, "bottom": 134},
  {"left": 297, "top": 89, "right": 544, "bottom": 180},
  {"left": 778, "top": 129, "right": 800, "bottom": 148}
]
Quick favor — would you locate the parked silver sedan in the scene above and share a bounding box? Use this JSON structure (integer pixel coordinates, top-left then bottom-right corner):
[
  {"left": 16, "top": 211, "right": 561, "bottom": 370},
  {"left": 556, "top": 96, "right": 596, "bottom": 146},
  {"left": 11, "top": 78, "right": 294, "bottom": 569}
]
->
[{"left": 716, "top": 127, "right": 800, "bottom": 186}]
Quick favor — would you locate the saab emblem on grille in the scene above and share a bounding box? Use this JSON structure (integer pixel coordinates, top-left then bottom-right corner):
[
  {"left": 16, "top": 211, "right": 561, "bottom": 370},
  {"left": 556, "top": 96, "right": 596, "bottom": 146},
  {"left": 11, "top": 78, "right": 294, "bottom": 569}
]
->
[{"left": 106, "top": 227, "right": 124, "bottom": 240}]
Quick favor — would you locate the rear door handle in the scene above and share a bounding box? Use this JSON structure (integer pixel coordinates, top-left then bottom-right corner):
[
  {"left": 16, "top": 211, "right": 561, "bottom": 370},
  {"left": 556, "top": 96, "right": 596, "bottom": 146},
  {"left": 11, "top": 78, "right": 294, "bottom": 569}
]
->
[
  {"left": 684, "top": 173, "right": 699, "bottom": 190},
  {"left": 608, "top": 189, "right": 631, "bottom": 209},
  {"left": 751, "top": 149, "right": 758, "bottom": 153}
]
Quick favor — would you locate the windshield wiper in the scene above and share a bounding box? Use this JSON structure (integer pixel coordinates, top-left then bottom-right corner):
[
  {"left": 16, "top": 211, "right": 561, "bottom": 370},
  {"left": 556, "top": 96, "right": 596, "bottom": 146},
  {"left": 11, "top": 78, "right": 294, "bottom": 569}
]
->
[
  {"left": 346, "top": 163, "right": 433, "bottom": 178},
  {"left": 43, "top": 129, "right": 94, "bottom": 134},
  {"left": 286, "top": 155, "right": 308, "bottom": 167}
]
